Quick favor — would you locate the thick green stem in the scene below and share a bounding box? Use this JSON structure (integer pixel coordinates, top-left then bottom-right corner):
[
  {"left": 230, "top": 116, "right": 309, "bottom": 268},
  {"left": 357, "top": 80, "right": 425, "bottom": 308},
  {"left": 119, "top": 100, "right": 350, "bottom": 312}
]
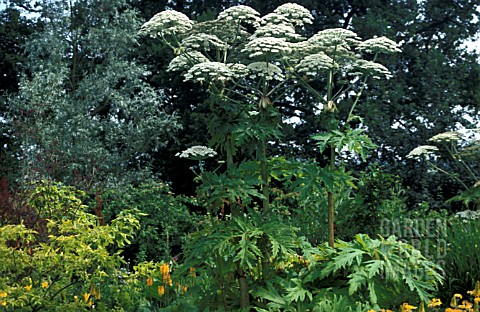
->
[
  {"left": 328, "top": 144, "right": 335, "bottom": 248},
  {"left": 225, "top": 136, "right": 250, "bottom": 308}
]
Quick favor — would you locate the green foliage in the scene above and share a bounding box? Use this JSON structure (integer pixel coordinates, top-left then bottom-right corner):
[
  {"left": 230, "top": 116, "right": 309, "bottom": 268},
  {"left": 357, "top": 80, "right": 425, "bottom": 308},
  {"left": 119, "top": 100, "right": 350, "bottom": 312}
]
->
[
  {"left": 7, "top": 0, "right": 180, "bottom": 191},
  {"left": 103, "top": 182, "right": 200, "bottom": 263},
  {"left": 312, "top": 129, "right": 377, "bottom": 162},
  {"left": 336, "top": 164, "right": 408, "bottom": 239},
  {"left": 0, "top": 209, "right": 141, "bottom": 311},
  {"left": 318, "top": 234, "right": 443, "bottom": 309},
  {"left": 441, "top": 216, "right": 480, "bottom": 298},
  {"left": 28, "top": 180, "right": 87, "bottom": 222},
  {"left": 171, "top": 211, "right": 318, "bottom": 310}
]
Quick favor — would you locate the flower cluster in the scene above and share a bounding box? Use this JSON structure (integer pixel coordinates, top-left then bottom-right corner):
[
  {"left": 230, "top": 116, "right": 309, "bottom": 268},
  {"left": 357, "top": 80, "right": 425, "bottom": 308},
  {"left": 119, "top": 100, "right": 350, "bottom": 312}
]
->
[
  {"left": 353, "top": 59, "right": 392, "bottom": 79},
  {"left": 357, "top": 36, "right": 401, "bottom": 54},
  {"left": 428, "top": 131, "right": 461, "bottom": 142},
  {"left": 296, "top": 53, "right": 336, "bottom": 76},
  {"left": 176, "top": 146, "right": 217, "bottom": 160},
  {"left": 167, "top": 51, "right": 209, "bottom": 72},
  {"left": 309, "top": 28, "right": 360, "bottom": 48},
  {"left": 455, "top": 209, "right": 480, "bottom": 221},
  {"left": 217, "top": 5, "right": 260, "bottom": 26},
  {"left": 246, "top": 62, "right": 285, "bottom": 81},
  {"left": 243, "top": 37, "right": 292, "bottom": 58},
  {"left": 273, "top": 3, "right": 313, "bottom": 26},
  {"left": 183, "top": 62, "right": 238, "bottom": 83},
  {"left": 252, "top": 23, "right": 300, "bottom": 40},
  {"left": 140, "top": 10, "right": 193, "bottom": 37},
  {"left": 182, "top": 33, "right": 227, "bottom": 51},
  {"left": 406, "top": 145, "right": 439, "bottom": 159}
]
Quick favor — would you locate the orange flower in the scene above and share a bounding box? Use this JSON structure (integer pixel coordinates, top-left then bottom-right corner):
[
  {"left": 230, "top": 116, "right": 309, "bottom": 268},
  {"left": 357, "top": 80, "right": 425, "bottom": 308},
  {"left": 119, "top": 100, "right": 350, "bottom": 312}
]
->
[
  {"left": 182, "top": 285, "right": 188, "bottom": 293},
  {"left": 24, "top": 285, "right": 32, "bottom": 292},
  {"left": 158, "top": 285, "right": 165, "bottom": 296},
  {"left": 83, "top": 293, "right": 90, "bottom": 302},
  {"left": 189, "top": 267, "right": 196, "bottom": 277},
  {"left": 160, "top": 263, "right": 169, "bottom": 276},
  {"left": 41, "top": 281, "right": 49, "bottom": 289},
  {"left": 0, "top": 301, "right": 6, "bottom": 306},
  {"left": 147, "top": 277, "right": 153, "bottom": 286},
  {"left": 0, "top": 291, "right": 6, "bottom": 298}
]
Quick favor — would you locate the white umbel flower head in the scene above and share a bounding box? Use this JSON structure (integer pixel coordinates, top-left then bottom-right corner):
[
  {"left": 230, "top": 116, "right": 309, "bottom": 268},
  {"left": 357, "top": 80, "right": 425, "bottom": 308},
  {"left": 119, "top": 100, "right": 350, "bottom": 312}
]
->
[
  {"left": 176, "top": 146, "right": 217, "bottom": 160},
  {"left": 309, "top": 28, "right": 360, "bottom": 48},
  {"left": 273, "top": 3, "right": 313, "bottom": 26},
  {"left": 182, "top": 33, "right": 228, "bottom": 51},
  {"left": 260, "top": 13, "right": 293, "bottom": 27},
  {"left": 296, "top": 53, "right": 337, "bottom": 76},
  {"left": 141, "top": 10, "right": 194, "bottom": 37},
  {"left": 217, "top": 5, "right": 260, "bottom": 26},
  {"left": 252, "top": 23, "right": 301, "bottom": 40},
  {"left": 428, "top": 131, "right": 461, "bottom": 142},
  {"left": 246, "top": 62, "right": 285, "bottom": 81},
  {"left": 243, "top": 37, "right": 292, "bottom": 58},
  {"left": 357, "top": 36, "right": 401, "bottom": 54},
  {"left": 352, "top": 60, "right": 392, "bottom": 79},
  {"left": 184, "top": 61, "right": 237, "bottom": 83},
  {"left": 167, "top": 51, "right": 209, "bottom": 72},
  {"left": 406, "top": 145, "right": 439, "bottom": 159}
]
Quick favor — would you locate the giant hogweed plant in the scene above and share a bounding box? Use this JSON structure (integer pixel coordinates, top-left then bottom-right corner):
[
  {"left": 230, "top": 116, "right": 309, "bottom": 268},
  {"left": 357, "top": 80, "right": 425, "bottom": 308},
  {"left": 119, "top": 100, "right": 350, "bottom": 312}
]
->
[
  {"left": 141, "top": 3, "right": 400, "bottom": 309},
  {"left": 407, "top": 129, "right": 480, "bottom": 209}
]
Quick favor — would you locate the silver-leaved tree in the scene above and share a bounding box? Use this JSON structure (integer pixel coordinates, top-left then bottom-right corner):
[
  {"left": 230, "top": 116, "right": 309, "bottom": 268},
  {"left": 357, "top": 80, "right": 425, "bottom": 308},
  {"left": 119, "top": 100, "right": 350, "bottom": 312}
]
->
[
  {"left": 7, "top": 0, "right": 180, "bottom": 192},
  {"left": 141, "top": 3, "right": 400, "bottom": 308}
]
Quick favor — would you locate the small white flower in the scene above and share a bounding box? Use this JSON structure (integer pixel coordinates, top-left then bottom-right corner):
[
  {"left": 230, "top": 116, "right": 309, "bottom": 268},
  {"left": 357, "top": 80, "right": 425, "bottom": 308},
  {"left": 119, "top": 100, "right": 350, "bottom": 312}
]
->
[
  {"left": 217, "top": 5, "right": 260, "bottom": 26},
  {"left": 406, "top": 145, "right": 439, "bottom": 159},
  {"left": 428, "top": 131, "right": 461, "bottom": 142},
  {"left": 242, "top": 37, "right": 292, "bottom": 58},
  {"left": 273, "top": 3, "right": 313, "bottom": 26},
  {"left": 141, "top": 10, "right": 193, "bottom": 37},
  {"left": 357, "top": 36, "right": 401, "bottom": 54},
  {"left": 176, "top": 146, "right": 217, "bottom": 160},
  {"left": 246, "top": 62, "right": 285, "bottom": 81},
  {"left": 248, "top": 111, "right": 259, "bottom": 116},
  {"left": 167, "top": 51, "right": 209, "bottom": 72}
]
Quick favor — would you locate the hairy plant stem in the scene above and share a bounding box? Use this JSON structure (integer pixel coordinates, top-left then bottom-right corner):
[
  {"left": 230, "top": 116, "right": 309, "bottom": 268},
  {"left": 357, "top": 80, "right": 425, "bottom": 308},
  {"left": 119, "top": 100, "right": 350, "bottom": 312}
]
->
[
  {"left": 328, "top": 145, "right": 335, "bottom": 248},
  {"left": 225, "top": 136, "right": 250, "bottom": 308},
  {"left": 326, "top": 68, "right": 336, "bottom": 248}
]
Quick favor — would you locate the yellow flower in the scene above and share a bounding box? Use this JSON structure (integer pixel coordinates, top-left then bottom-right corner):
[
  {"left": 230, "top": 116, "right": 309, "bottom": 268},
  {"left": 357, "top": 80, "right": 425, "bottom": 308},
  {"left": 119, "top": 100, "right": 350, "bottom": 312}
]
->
[
  {"left": 428, "top": 298, "right": 442, "bottom": 307},
  {"left": 367, "top": 310, "right": 375, "bottom": 312},
  {"left": 182, "top": 285, "right": 188, "bottom": 293},
  {"left": 160, "top": 263, "right": 170, "bottom": 276},
  {"left": 475, "top": 297, "right": 480, "bottom": 304},
  {"left": 24, "top": 285, "right": 32, "bottom": 292},
  {"left": 445, "top": 308, "right": 455, "bottom": 312},
  {"left": 147, "top": 277, "right": 153, "bottom": 286},
  {"left": 0, "top": 300, "right": 6, "bottom": 306},
  {"left": 189, "top": 267, "right": 196, "bottom": 277},
  {"left": 454, "top": 294, "right": 463, "bottom": 299},
  {"left": 401, "top": 302, "right": 417, "bottom": 311},
  {"left": 83, "top": 293, "right": 90, "bottom": 302},
  {"left": 87, "top": 300, "right": 93, "bottom": 307},
  {"left": 0, "top": 291, "right": 6, "bottom": 298},
  {"left": 158, "top": 285, "right": 165, "bottom": 296},
  {"left": 74, "top": 295, "right": 78, "bottom": 301},
  {"left": 41, "top": 281, "right": 49, "bottom": 289},
  {"left": 458, "top": 300, "right": 473, "bottom": 309}
]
